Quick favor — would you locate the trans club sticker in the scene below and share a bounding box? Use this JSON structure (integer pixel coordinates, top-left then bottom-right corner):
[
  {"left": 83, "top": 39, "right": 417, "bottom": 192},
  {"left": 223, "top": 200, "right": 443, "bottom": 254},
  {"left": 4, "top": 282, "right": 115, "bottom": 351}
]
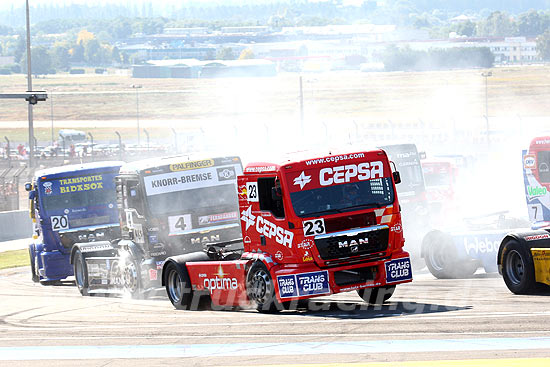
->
[
  {"left": 384, "top": 257, "right": 412, "bottom": 283},
  {"left": 277, "top": 270, "right": 330, "bottom": 298}
]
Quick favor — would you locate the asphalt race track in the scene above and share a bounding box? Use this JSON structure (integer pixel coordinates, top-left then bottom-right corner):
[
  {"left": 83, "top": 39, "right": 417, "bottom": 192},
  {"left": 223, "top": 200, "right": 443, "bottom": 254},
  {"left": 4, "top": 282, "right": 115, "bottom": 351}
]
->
[{"left": 1, "top": 266, "right": 550, "bottom": 367}]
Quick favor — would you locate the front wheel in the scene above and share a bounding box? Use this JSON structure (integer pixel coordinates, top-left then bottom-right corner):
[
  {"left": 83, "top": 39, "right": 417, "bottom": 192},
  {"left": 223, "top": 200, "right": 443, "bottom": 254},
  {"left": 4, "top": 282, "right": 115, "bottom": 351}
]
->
[
  {"left": 73, "top": 249, "right": 89, "bottom": 296},
  {"left": 246, "top": 261, "right": 283, "bottom": 313},
  {"left": 164, "top": 262, "right": 193, "bottom": 310},
  {"left": 501, "top": 240, "right": 536, "bottom": 294},
  {"left": 423, "top": 231, "right": 478, "bottom": 279},
  {"left": 357, "top": 285, "right": 395, "bottom": 304},
  {"left": 121, "top": 254, "right": 142, "bottom": 299}
]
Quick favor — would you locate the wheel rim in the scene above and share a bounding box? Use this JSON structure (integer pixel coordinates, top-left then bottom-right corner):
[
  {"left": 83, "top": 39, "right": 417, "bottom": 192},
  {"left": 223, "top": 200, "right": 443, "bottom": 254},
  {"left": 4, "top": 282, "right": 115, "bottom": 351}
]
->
[
  {"left": 75, "top": 256, "right": 84, "bottom": 288},
  {"left": 167, "top": 268, "right": 183, "bottom": 304},
  {"left": 249, "top": 268, "right": 272, "bottom": 304},
  {"left": 505, "top": 249, "right": 525, "bottom": 285},
  {"left": 123, "top": 260, "right": 139, "bottom": 294}
]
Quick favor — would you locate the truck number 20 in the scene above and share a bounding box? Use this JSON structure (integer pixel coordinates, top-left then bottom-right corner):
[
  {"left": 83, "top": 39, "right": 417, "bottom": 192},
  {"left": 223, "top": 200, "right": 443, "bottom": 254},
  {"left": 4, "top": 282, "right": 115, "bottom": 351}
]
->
[
  {"left": 303, "top": 218, "right": 325, "bottom": 236},
  {"left": 51, "top": 215, "right": 69, "bottom": 231}
]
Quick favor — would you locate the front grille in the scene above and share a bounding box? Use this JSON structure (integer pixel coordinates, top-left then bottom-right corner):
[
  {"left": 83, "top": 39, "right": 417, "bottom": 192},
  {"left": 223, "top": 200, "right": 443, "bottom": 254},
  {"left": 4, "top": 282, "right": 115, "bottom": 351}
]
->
[
  {"left": 315, "top": 225, "right": 389, "bottom": 260},
  {"left": 324, "top": 212, "right": 377, "bottom": 233}
]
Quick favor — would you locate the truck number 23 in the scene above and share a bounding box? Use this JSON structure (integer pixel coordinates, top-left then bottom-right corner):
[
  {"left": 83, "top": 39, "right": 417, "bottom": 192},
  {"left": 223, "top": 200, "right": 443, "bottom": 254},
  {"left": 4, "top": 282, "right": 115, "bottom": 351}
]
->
[{"left": 303, "top": 218, "right": 325, "bottom": 236}]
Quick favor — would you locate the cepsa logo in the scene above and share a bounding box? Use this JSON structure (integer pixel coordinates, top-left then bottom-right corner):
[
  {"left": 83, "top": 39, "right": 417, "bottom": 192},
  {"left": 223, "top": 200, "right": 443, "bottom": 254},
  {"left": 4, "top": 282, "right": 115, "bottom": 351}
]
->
[
  {"left": 320, "top": 161, "right": 384, "bottom": 186},
  {"left": 241, "top": 206, "right": 294, "bottom": 248}
]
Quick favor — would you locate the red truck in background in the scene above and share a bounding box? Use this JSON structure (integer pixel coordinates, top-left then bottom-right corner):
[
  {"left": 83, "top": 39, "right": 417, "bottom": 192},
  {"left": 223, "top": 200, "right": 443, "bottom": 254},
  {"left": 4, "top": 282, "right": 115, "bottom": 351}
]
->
[{"left": 162, "top": 149, "right": 412, "bottom": 311}]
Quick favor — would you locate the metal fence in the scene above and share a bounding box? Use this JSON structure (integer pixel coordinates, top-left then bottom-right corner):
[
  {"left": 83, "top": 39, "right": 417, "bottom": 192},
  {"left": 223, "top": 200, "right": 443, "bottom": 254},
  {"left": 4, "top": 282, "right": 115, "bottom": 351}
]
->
[{"left": 0, "top": 165, "right": 25, "bottom": 212}]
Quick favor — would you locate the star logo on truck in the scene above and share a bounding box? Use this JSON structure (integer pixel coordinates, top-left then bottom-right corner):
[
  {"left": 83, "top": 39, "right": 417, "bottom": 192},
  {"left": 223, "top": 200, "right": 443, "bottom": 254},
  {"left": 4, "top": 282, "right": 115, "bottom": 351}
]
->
[
  {"left": 293, "top": 171, "right": 311, "bottom": 190},
  {"left": 240, "top": 206, "right": 256, "bottom": 230}
]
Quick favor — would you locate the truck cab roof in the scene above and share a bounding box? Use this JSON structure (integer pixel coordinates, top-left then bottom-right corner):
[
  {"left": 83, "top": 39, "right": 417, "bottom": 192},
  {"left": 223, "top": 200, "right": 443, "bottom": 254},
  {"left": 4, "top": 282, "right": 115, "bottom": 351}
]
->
[
  {"left": 118, "top": 155, "right": 241, "bottom": 175},
  {"left": 34, "top": 161, "right": 124, "bottom": 180}
]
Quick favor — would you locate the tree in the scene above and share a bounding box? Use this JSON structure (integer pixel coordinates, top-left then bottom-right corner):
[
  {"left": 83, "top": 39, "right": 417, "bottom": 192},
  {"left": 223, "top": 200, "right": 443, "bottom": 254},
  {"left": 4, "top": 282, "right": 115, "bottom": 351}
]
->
[
  {"left": 536, "top": 30, "right": 550, "bottom": 61},
  {"left": 216, "top": 47, "right": 235, "bottom": 60},
  {"left": 454, "top": 20, "right": 476, "bottom": 37},
  {"left": 478, "top": 11, "right": 516, "bottom": 37},
  {"left": 517, "top": 10, "right": 548, "bottom": 37},
  {"left": 20, "top": 46, "right": 53, "bottom": 75},
  {"left": 239, "top": 48, "right": 254, "bottom": 60},
  {"left": 50, "top": 44, "right": 70, "bottom": 71}
]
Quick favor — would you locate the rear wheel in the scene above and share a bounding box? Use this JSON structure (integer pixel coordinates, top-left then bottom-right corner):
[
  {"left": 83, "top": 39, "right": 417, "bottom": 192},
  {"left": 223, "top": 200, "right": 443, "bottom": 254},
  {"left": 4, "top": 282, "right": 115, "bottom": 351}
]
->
[
  {"left": 164, "top": 262, "right": 193, "bottom": 310},
  {"left": 357, "top": 285, "right": 395, "bottom": 304},
  {"left": 246, "top": 261, "right": 283, "bottom": 313},
  {"left": 28, "top": 246, "right": 39, "bottom": 283},
  {"left": 502, "top": 240, "right": 536, "bottom": 294},
  {"left": 73, "top": 249, "right": 89, "bottom": 296}
]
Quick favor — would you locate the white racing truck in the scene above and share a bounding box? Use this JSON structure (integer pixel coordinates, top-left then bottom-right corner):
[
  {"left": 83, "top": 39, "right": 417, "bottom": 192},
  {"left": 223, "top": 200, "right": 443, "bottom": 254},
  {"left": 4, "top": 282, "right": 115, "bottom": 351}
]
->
[{"left": 70, "top": 155, "right": 243, "bottom": 297}]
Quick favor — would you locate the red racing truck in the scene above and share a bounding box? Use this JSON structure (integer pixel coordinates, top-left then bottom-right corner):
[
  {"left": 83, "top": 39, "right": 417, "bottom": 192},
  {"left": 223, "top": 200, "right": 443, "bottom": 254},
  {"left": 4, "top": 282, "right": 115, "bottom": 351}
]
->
[{"left": 162, "top": 150, "right": 412, "bottom": 311}]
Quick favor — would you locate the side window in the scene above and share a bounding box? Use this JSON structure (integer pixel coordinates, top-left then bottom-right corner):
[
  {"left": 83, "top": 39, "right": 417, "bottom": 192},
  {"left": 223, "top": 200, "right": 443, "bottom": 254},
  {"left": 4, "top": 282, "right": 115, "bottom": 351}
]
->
[
  {"left": 126, "top": 180, "right": 145, "bottom": 215},
  {"left": 258, "top": 177, "right": 285, "bottom": 218},
  {"left": 538, "top": 151, "right": 550, "bottom": 183}
]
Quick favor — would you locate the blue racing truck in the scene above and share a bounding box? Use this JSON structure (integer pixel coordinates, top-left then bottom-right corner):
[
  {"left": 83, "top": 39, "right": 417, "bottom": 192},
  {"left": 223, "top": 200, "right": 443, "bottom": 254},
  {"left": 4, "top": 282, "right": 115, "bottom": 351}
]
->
[
  {"left": 421, "top": 137, "right": 548, "bottom": 279},
  {"left": 26, "top": 161, "right": 123, "bottom": 284}
]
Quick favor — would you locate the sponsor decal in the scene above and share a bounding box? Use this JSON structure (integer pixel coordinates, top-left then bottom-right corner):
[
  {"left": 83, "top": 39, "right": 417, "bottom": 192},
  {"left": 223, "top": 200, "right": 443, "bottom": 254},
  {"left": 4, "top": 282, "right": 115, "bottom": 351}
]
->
[
  {"left": 297, "top": 238, "right": 315, "bottom": 250},
  {"left": 50, "top": 215, "right": 69, "bottom": 231},
  {"left": 198, "top": 273, "right": 207, "bottom": 278},
  {"left": 277, "top": 270, "right": 330, "bottom": 298},
  {"left": 385, "top": 257, "right": 412, "bottom": 283},
  {"left": 238, "top": 185, "right": 248, "bottom": 200},
  {"left": 155, "top": 261, "right": 164, "bottom": 270},
  {"left": 203, "top": 265, "right": 238, "bottom": 291},
  {"left": 320, "top": 162, "right": 383, "bottom": 186},
  {"left": 217, "top": 166, "right": 236, "bottom": 181},
  {"left": 524, "top": 154, "right": 536, "bottom": 169},
  {"left": 302, "top": 250, "right": 313, "bottom": 262},
  {"left": 391, "top": 224, "right": 402, "bottom": 233},
  {"left": 199, "top": 211, "right": 238, "bottom": 225},
  {"left": 241, "top": 205, "right": 293, "bottom": 248},
  {"left": 275, "top": 251, "right": 283, "bottom": 261},
  {"left": 525, "top": 233, "right": 550, "bottom": 241},
  {"left": 527, "top": 186, "right": 548, "bottom": 199},
  {"left": 463, "top": 237, "right": 500, "bottom": 254},
  {"left": 43, "top": 181, "right": 53, "bottom": 195},
  {"left": 149, "top": 269, "right": 158, "bottom": 281},
  {"left": 170, "top": 159, "right": 214, "bottom": 172},
  {"left": 244, "top": 236, "right": 251, "bottom": 244},
  {"left": 56, "top": 175, "right": 104, "bottom": 194},
  {"left": 246, "top": 182, "right": 259, "bottom": 202},
  {"left": 535, "top": 139, "right": 550, "bottom": 145},
  {"left": 244, "top": 165, "right": 277, "bottom": 173},
  {"left": 293, "top": 172, "right": 312, "bottom": 190},
  {"left": 79, "top": 243, "right": 114, "bottom": 253}
]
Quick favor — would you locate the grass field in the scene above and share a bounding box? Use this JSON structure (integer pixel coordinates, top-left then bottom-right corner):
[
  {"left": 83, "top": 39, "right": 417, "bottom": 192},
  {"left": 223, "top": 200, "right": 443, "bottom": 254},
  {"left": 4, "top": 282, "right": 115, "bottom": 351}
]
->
[
  {"left": 0, "top": 249, "right": 29, "bottom": 270},
  {"left": 1, "top": 66, "right": 550, "bottom": 143}
]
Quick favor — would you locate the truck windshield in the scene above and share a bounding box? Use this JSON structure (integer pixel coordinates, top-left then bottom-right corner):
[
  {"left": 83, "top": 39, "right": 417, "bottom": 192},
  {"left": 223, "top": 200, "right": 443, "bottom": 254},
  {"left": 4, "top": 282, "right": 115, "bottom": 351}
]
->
[
  {"left": 380, "top": 144, "right": 425, "bottom": 190},
  {"left": 423, "top": 166, "right": 451, "bottom": 187},
  {"left": 290, "top": 177, "right": 394, "bottom": 218},
  {"left": 40, "top": 174, "right": 116, "bottom": 213},
  {"left": 147, "top": 183, "right": 239, "bottom": 215}
]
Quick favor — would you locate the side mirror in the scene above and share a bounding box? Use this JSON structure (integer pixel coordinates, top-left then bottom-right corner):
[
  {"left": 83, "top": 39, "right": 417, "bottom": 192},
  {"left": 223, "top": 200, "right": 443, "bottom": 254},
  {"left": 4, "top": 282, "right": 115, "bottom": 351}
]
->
[
  {"left": 393, "top": 171, "right": 401, "bottom": 184},
  {"left": 25, "top": 182, "right": 32, "bottom": 191}
]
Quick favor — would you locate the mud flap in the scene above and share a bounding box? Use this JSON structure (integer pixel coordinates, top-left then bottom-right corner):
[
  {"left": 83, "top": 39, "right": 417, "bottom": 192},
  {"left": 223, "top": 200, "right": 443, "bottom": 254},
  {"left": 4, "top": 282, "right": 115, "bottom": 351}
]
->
[{"left": 532, "top": 248, "right": 550, "bottom": 286}]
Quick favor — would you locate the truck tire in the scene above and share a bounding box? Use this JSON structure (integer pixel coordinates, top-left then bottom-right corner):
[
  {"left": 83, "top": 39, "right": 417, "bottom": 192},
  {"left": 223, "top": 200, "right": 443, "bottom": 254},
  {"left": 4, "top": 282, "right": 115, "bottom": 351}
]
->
[
  {"left": 122, "top": 255, "right": 141, "bottom": 299},
  {"left": 501, "top": 240, "right": 537, "bottom": 294},
  {"left": 246, "top": 261, "right": 283, "bottom": 313},
  {"left": 28, "top": 246, "right": 39, "bottom": 283},
  {"left": 357, "top": 285, "right": 395, "bottom": 304},
  {"left": 423, "top": 231, "right": 478, "bottom": 279},
  {"left": 164, "top": 262, "right": 194, "bottom": 310},
  {"left": 73, "top": 249, "right": 89, "bottom": 296}
]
